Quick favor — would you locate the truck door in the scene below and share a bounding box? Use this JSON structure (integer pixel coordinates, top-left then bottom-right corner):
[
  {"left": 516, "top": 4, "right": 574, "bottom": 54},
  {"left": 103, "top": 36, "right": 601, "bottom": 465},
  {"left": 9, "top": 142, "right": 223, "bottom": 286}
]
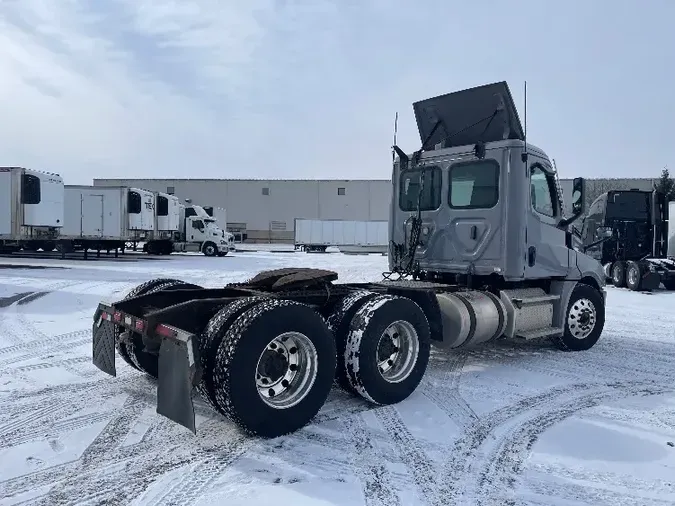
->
[
  {"left": 81, "top": 194, "right": 104, "bottom": 237},
  {"left": 524, "top": 160, "right": 570, "bottom": 278},
  {"left": 190, "top": 219, "right": 206, "bottom": 242}
]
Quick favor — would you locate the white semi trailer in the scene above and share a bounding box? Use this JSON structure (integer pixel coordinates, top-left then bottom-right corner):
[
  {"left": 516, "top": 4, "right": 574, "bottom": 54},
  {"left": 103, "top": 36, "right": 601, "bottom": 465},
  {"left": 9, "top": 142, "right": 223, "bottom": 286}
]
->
[
  {"left": 294, "top": 218, "right": 388, "bottom": 254},
  {"left": 0, "top": 167, "right": 64, "bottom": 253},
  {"left": 144, "top": 196, "right": 231, "bottom": 256},
  {"left": 58, "top": 185, "right": 155, "bottom": 255}
]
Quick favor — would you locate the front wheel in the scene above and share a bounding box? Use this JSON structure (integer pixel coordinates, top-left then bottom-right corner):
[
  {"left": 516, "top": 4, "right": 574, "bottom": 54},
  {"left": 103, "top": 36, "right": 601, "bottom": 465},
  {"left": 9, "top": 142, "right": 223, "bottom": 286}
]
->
[
  {"left": 551, "top": 283, "right": 605, "bottom": 352},
  {"left": 203, "top": 242, "right": 217, "bottom": 257}
]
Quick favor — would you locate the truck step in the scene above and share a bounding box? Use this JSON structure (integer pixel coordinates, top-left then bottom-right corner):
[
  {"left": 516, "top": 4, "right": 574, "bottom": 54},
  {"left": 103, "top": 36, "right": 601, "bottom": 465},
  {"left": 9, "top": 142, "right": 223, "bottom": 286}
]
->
[
  {"left": 517, "top": 326, "right": 564, "bottom": 340},
  {"left": 511, "top": 294, "right": 560, "bottom": 307}
]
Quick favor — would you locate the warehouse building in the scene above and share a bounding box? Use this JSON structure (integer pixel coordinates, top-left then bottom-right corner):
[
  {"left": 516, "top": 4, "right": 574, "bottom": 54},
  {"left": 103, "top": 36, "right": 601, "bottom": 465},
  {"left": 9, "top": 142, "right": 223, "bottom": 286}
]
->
[
  {"left": 93, "top": 176, "right": 661, "bottom": 243},
  {"left": 93, "top": 178, "right": 392, "bottom": 242}
]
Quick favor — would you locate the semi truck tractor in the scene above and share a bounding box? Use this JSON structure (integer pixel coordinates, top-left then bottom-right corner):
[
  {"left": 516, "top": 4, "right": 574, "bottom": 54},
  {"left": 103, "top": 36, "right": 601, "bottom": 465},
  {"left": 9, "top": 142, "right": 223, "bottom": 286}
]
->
[
  {"left": 579, "top": 189, "right": 675, "bottom": 291},
  {"left": 144, "top": 196, "right": 231, "bottom": 256},
  {"left": 0, "top": 166, "right": 64, "bottom": 253},
  {"left": 91, "top": 81, "right": 607, "bottom": 439}
]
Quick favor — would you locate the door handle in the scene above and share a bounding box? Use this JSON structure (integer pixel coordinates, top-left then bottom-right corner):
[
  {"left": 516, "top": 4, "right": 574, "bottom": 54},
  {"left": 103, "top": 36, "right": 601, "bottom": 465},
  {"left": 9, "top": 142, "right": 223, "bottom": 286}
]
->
[
  {"left": 528, "top": 246, "right": 536, "bottom": 266},
  {"left": 470, "top": 225, "right": 478, "bottom": 240}
]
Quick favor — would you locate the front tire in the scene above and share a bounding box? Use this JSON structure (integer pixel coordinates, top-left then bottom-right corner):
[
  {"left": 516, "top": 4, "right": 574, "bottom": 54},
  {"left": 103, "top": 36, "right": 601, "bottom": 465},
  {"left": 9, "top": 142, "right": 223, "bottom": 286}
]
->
[
  {"left": 551, "top": 283, "right": 605, "bottom": 351},
  {"left": 203, "top": 242, "right": 217, "bottom": 257},
  {"left": 211, "top": 299, "right": 337, "bottom": 437},
  {"left": 343, "top": 294, "right": 430, "bottom": 405}
]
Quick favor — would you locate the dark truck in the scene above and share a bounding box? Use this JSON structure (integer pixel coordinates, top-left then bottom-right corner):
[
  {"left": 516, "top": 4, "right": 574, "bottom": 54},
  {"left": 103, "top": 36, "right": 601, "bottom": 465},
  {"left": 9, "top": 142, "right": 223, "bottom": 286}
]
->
[
  {"left": 579, "top": 189, "right": 675, "bottom": 291},
  {"left": 92, "top": 81, "right": 607, "bottom": 438}
]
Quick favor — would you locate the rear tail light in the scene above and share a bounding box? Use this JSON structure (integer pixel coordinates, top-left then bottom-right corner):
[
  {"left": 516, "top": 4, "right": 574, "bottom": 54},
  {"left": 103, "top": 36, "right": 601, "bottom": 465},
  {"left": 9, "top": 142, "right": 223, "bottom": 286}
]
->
[
  {"left": 135, "top": 319, "right": 145, "bottom": 331},
  {"left": 113, "top": 311, "right": 122, "bottom": 322}
]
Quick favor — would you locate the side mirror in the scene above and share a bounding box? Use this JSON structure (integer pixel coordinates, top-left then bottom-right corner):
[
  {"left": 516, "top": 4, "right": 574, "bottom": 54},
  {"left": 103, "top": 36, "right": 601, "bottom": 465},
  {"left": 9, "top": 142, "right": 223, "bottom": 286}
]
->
[{"left": 571, "top": 177, "right": 585, "bottom": 217}]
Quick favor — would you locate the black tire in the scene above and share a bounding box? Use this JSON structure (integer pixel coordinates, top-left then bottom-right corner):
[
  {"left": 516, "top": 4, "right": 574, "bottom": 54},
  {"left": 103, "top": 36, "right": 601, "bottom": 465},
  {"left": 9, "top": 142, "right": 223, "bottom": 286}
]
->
[
  {"left": 625, "top": 261, "right": 643, "bottom": 291},
  {"left": 196, "top": 296, "right": 267, "bottom": 411},
  {"left": 343, "top": 294, "right": 430, "bottom": 406},
  {"left": 611, "top": 261, "right": 626, "bottom": 287},
  {"left": 550, "top": 282, "right": 605, "bottom": 352},
  {"left": 324, "top": 290, "right": 378, "bottom": 393},
  {"left": 203, "top": 242, "right": 217, "bottom": 257},
  {"left": 211, "top": 299, "right": 336, "bottom": 437},
  {"left": 116, "top": 278, "right": 202, "bottom": 377}
]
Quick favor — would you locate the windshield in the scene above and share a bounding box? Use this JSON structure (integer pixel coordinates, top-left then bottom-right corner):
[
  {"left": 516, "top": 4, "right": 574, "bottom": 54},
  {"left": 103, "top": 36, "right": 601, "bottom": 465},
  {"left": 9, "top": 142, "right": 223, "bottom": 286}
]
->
[
  {"left": 606, "top": 192, "right": 650, "bottom": 221},
  {"left": 204, "top": 219, "right": 217, "bottom": 226}
]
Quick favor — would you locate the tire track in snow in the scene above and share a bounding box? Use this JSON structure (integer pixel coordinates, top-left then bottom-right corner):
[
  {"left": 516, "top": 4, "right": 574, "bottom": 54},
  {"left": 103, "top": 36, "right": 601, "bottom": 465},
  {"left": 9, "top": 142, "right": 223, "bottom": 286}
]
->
[
  {"left": 373, "top": 405, "right": 443, "bottom": 506},
  {"left": 436, "top": 382, "right": 604, "bottom": 503},
  {"left": 478, "top": 382, "right": 672, "bottom": 501},
  {"left": 439, "top": 381, "right": 672, "bottom": 504},
  {"left": 422, "top": 351, "right": 478, "bottom": 429},
  {"left": 0, "top": 329, "right": 89, "bottom": 356},
  {"left": 342, "top": 413, "right": 402, "bottom": 506}
]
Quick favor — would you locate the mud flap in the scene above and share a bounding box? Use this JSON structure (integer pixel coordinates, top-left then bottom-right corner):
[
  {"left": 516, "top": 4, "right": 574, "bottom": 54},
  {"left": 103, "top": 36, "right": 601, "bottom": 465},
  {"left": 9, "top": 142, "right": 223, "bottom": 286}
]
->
[
  {"left": 642, "top": 271, "right": 661, "bottom": 290},
  {"left": 92, "top": 305, "right": 117, "bottom": 377},
  {"left": 156, "top": 332, "right": 202, "bottom": 434}
]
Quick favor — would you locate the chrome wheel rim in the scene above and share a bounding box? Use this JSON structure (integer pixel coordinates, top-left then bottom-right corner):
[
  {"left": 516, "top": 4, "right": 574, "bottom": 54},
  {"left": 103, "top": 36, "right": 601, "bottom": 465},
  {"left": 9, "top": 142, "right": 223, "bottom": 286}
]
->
[
  {"left": 567, "top": 298, "right": 597, "bottom": 340},
  {"left": 627, "top": 266, "right": 638, "bottom": 286},
  {"left": 376, "top": 320, "right": 419, "bottom": 383},
  {"left": 255, "top": 331, "right": 318, "bottom": 409}
]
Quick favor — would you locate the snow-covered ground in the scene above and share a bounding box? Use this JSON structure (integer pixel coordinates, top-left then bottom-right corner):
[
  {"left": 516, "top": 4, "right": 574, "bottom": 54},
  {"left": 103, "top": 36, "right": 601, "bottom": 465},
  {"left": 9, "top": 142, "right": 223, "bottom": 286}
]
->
[{"left": 0, "top": 248, "right": 674, "bottom": 506}]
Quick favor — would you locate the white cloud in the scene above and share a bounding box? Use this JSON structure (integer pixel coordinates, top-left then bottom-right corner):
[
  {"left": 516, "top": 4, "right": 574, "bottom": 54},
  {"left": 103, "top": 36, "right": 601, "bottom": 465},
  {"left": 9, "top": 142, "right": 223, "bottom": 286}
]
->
[{"left": 0, "top": 0, "right": 275, "bottom": 184}]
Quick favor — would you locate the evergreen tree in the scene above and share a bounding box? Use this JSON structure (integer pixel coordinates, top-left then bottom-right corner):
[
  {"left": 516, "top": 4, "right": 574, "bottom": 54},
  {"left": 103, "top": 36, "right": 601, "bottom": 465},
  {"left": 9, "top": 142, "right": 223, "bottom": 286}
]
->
[{"left": 654, "top": 167, "right": 675, "bottom": 200}]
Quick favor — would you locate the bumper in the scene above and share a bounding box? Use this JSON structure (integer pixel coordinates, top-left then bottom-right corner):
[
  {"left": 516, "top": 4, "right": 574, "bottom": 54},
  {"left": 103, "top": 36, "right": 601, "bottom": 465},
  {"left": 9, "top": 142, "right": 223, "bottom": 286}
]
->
[
  {"left": 92, "top": 303, "right": 202, "bottom": 433},
  {"left": 217, "top": 242, "right": 230, "bottom": 253}
]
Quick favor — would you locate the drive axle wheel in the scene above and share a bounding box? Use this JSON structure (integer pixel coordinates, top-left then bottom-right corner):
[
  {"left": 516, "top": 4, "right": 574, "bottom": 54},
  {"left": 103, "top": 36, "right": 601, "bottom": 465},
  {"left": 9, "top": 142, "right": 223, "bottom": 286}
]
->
[
  {"left": 551, "top": 282, "right": 605, "bottom": 351},
  {"left": 211, "top": 299, "right": 336, "bottom": 437},
  {"left": 116, "top": 278, "right": 202, "bottom": 377},
  {"left": 344, "top": 294, "right": 430, "bottom": 405}
]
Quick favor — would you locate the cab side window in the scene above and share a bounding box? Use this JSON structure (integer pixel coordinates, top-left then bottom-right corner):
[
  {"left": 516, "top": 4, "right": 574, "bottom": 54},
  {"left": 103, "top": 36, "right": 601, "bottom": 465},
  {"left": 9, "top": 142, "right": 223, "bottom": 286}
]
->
[{"left": 530, "top": 165, "right": 557, "bottom": 217}]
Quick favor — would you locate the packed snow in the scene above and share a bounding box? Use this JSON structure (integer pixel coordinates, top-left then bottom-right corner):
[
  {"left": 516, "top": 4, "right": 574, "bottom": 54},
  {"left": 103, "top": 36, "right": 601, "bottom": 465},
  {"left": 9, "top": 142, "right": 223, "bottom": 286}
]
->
[{"left": 0, "top": 246, "right": 674, "bottom": 506}]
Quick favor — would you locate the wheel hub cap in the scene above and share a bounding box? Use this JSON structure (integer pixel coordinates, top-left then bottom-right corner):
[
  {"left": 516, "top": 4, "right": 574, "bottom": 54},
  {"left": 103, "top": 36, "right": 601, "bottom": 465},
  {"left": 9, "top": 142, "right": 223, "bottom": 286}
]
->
[
  {"left": 255, "top": 331, "right": 318, "bottom": 409},
  {"left": 376, "top": 320, "right": 420, "bottom": 383},
  {"left": 567, "top": 298, "right": 597, "bottom": 340}
]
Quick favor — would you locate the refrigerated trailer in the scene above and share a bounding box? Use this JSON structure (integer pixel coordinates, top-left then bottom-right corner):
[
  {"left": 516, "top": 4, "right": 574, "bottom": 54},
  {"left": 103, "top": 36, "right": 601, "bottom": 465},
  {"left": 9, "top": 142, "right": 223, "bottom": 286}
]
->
[
  {"left": 294, "top": 219, "right": 389, "bottom": 253},
  {"left": 58, "top": 186, "right": 155, "bottom": 254},
  {"left": 0, "top": 166, "right": 64, "bottom": 253}
]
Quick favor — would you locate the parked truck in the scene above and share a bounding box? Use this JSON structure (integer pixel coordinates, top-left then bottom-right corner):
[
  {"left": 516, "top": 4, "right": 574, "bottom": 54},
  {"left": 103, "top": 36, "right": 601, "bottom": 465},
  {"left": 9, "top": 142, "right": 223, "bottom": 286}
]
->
[
  {"left": 58, "top": 185, "right": 155, "bottom": 254},
  {"left": 579, "top": 188, "right": 675, "bottom": 291},
  {"left": 144, "top": 197, "right": 231, "bottom": 256},
  {"left": 92, "top": 81, "right": 607, "bottom": 439},
  {"left": 0, "top": 167, "right": 64, "bottom": 253},
  {"left": 294, "top": 218, "right": 389, "bottom": 254}
]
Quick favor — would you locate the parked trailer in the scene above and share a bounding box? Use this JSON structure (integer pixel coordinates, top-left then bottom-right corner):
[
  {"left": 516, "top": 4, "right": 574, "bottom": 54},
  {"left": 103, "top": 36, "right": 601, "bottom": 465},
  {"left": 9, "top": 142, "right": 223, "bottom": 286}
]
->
[
  {"left": 145, "top": 201, "right": 231, "bottom": 256},
  {"left": 294, "top": 219, "right": 389, "bottom": 253},
  {"left": 0, "top": 167, "right": 64, "bottom": 253},
  {"left": 92, "top": 81, "right": 607, "bottom": 439},
  {"left": 58, "top": 186, "right": 155, "bottom": 254}
]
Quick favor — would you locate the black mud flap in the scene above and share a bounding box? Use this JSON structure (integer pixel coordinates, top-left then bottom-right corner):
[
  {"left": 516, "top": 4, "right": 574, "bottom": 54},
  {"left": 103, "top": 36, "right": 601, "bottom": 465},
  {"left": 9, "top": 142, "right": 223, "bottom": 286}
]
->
[
  {"left": 156, "top": 331, "right": 202, "bottom": 434},
  {"left": 92, "top": 305, "right": 117, "bottom": 377},
  {"left": 642, "top": 271, "right": 661, "bottom": 290}
]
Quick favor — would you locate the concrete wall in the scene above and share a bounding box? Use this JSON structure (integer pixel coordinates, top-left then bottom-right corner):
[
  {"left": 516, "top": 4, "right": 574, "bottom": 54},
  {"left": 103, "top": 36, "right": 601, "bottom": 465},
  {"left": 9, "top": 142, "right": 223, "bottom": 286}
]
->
[{"left": 93, "top": 178, "right": 393, "bottom": 242}]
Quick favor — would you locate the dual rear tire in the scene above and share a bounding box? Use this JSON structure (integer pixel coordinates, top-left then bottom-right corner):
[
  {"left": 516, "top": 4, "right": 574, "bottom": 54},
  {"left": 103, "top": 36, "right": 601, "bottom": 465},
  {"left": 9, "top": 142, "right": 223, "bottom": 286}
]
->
[{"left": 198, "top": 292, "right": 430, "bottom": 437}]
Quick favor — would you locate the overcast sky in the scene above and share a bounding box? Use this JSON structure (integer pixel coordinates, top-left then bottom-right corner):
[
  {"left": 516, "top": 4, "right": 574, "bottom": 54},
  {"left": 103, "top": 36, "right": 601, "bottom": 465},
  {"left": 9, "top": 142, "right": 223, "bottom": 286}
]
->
[{"left": 1, "top": 0, "right": 673, "bottom": 185}]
